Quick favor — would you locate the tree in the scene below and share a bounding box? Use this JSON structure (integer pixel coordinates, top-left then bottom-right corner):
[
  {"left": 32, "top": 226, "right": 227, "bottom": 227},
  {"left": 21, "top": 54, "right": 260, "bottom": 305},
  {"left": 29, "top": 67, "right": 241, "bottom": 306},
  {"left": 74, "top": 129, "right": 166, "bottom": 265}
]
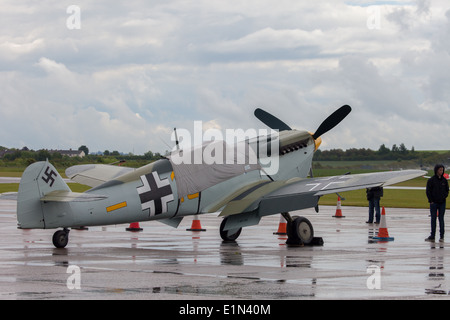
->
[
  {"left": 377, "top": 144, "right": 390, "bottom": 155},
  {"left": 399, "top": 143, "right": 408, "bottom": 154},
  {"left": 78, "top": 145, "right": 89, "bottom": 156},
  {"left": 143, "top": 151, "right": 154, "bottom": 160},
  {"left": 36, "top": 149, "right": 51, "bottom": 161}
]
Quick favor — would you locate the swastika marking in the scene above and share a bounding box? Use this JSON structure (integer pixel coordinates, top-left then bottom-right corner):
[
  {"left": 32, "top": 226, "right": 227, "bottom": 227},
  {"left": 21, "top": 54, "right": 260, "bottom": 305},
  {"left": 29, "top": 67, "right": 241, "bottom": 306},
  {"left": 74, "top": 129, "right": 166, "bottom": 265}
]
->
[{"left": 42, "top": 166, "right": 57, "bottom": 187}]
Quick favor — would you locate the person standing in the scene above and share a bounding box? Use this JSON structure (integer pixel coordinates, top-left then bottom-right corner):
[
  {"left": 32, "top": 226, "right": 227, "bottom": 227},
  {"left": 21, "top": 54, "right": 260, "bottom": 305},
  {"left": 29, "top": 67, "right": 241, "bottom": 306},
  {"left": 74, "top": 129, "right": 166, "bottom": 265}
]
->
[
  {"left": 425, "top": 164, "right": 449, "bottom": 242},
  {"left": 366, "top": 186, "right": 383, "bottom": 224}
]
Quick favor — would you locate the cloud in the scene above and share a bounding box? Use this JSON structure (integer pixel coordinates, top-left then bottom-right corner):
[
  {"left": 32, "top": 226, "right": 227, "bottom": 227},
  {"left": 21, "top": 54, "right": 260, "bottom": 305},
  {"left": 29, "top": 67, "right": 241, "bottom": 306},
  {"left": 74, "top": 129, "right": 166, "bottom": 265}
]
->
[{"left": 1, "top": 0, "right": 450, "bottom": 154}]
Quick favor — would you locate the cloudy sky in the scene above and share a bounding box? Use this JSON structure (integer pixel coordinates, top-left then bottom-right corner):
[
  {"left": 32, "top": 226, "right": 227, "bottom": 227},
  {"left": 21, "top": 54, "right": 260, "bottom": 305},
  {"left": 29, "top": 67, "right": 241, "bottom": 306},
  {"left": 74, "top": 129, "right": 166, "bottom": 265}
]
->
[{"left": 1, "top": 0, "right": 450, "bottom": 155}]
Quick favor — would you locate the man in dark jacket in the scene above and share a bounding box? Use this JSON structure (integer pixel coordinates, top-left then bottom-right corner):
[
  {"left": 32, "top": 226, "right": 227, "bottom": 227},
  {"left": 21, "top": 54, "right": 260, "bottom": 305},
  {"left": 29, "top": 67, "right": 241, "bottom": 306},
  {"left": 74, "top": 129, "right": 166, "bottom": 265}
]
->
[
  {"left": 366, "top": 186, "right": 383, "bottom": 224},
  {"left": 425, "top": 164, "right": 449, "bottom": 242}
]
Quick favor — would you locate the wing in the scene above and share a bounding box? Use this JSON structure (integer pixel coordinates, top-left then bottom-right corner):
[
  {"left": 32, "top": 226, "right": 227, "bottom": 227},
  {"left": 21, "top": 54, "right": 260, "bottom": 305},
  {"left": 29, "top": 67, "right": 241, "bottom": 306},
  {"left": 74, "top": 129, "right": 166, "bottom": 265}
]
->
[
  {"left": 66, "top": 164, "right": 134, "bottom": 188},
  {"left": 219, "top": 170, "right": 425, "bottom": 230}
]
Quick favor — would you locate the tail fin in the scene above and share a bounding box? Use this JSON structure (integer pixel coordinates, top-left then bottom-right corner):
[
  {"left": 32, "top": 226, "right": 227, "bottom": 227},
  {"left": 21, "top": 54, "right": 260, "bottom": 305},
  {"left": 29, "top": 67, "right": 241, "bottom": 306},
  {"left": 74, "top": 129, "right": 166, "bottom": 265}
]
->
[{"left": 17, "top": 161, "right": 70, "bottom": 229}]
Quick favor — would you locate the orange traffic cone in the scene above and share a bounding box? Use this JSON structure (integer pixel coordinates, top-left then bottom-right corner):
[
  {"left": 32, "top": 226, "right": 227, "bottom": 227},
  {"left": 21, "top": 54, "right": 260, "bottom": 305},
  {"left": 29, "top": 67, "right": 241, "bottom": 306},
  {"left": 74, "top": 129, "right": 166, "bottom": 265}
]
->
[
  {"left": 273, "top": 215, "right": 287, "bottom": 235},
  {"left": 333, "top": 196, "right": 345, "bottom": 218},
  {"left": 372, "top": 207, "right": 394, "bottom": 241},
  {"left": 186, "top": 215, "right": 206, "bottom": 231},
  {"left": 126, "top": 222, "right": 143, "bottom": 232}
]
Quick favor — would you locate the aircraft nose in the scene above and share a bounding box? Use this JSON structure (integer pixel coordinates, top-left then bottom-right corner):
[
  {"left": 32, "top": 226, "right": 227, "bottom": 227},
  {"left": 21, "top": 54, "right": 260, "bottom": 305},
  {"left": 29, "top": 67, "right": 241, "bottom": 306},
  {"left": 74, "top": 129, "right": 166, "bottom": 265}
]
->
[{"left": 308, "top": 131, "right": 322, "bottom": 151}]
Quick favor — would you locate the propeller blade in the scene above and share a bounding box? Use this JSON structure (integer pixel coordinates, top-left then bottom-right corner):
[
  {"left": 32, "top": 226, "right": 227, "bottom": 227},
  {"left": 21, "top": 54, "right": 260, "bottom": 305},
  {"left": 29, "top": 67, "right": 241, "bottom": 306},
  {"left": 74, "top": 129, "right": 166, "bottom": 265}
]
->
[
  {"left": 312, "top": 105, "right": 352, "bottom": 140},
  {"left": 254, "top": 108, "right": 292, "bottom": 132}
]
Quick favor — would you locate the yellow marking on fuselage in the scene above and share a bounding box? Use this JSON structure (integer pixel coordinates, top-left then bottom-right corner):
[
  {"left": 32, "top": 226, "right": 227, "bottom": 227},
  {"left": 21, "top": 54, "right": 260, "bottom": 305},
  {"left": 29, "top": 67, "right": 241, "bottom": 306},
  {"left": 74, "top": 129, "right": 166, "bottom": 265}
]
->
[
  {"left": 187, "top": 193, "right": 199, "bottom": 200},
  {"left": 106, "top": 201, "right": 127, "bottom": 213}
]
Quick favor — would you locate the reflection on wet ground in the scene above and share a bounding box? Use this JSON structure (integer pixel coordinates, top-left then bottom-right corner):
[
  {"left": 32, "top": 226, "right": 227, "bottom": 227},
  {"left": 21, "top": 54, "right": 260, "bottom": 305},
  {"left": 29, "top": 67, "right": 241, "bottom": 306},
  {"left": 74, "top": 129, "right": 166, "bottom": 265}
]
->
[{"left": 0, "top": 199, "right": 450, "bottom": 299}]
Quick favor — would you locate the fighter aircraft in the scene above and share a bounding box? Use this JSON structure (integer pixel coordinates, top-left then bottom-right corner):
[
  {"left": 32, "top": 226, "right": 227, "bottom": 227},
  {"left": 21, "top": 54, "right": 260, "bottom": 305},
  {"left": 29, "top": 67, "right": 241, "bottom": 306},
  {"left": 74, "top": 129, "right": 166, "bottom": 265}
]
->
[{"left": 15, "top": 105, "right": 425, "bottom": 248}]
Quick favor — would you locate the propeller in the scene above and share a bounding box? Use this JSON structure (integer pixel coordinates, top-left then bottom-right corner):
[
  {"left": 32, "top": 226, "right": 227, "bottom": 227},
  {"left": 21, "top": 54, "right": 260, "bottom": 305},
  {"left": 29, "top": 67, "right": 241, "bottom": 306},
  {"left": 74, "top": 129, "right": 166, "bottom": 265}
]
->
[
  {"left": 312, "top": 105, "right": 352, "bottom": 140},
  {"left": 254, "top": 108, "right": 292, "bottom": 132},
  {"left": 255, "top": 105, "right": 352, "bottom": 214},
  {"left": 255, "top": 105, "right": 351, "bottom": 138}
]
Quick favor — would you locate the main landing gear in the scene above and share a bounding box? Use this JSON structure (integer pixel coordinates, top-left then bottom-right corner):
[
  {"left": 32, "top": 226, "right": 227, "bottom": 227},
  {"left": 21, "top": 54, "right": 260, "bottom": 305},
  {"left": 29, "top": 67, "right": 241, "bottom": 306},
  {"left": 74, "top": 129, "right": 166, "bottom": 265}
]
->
[
  {"left": 282, "top": 212, "right": 323, "bottom": 246},
  {"left": 219, "top": 213, "right": 323, "bottom": 246},
  {"left": 52, "top": 228, "right": 70, "bottom": 248},
  {"left": 219, "top": 218, "right": 242, "bottom": 242}
]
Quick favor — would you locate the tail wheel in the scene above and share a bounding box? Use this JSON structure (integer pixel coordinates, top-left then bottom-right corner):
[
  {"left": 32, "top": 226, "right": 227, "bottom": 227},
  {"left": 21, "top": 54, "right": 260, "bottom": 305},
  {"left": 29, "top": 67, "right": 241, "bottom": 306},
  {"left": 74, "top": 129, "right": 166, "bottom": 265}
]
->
[
  {"left": 287, "top": 216, "right": 314, "bottom": 245},
  {"left": 220, "top": 217, "right": 242, "bottom": 242}
]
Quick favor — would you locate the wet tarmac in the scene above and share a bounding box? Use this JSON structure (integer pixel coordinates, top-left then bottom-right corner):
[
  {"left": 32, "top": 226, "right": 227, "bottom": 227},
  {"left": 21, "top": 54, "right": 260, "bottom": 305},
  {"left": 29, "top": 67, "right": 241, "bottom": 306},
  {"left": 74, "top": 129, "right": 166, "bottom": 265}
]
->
[{"left": 0, "top": 198, "right": 449, "bottom": 300}]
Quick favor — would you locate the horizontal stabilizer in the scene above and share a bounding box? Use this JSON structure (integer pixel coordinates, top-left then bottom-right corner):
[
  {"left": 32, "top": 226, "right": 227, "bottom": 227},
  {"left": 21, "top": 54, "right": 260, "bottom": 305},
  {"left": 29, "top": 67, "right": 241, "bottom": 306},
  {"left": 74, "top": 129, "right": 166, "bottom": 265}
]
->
[
  {"left": 41, "top": 190, "right": 108, "bottom": 202},
  {"left": 0, "top": 192, "right": 18, "bottom": 201}
]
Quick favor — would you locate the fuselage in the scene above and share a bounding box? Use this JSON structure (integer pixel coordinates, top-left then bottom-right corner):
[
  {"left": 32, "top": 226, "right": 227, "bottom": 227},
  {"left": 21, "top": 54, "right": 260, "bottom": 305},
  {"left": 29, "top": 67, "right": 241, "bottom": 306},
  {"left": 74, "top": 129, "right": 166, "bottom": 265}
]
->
[{"left": 18, "top": 129, "right": 317, "bottom": 229}]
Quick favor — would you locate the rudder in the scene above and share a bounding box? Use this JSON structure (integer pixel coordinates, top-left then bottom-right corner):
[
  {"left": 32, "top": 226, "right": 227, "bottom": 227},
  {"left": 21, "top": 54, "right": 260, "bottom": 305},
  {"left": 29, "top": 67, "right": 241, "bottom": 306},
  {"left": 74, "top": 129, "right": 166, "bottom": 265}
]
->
[{"left": 17, "top": 161, "right": 70, "bottom": 229}]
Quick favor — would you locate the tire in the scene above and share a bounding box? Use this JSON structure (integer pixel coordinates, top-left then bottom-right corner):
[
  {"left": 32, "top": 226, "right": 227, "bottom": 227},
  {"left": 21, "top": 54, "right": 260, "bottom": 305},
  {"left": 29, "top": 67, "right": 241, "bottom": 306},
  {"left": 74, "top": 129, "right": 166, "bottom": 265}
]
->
[
  {"left": 52, "top": 230, "right": 69, "bottom": 248},
  {"left": 220, "top": 217, "right": 242, "bottom": 242},
  {"left": 288, "top": 216, "right": 314, "bottom": 245}
]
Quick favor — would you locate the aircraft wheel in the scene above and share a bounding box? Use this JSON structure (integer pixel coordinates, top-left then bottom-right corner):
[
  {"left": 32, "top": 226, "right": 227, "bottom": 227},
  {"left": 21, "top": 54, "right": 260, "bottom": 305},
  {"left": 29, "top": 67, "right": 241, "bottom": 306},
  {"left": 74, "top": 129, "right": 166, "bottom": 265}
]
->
[
  {"left": 287, "top": 216, "right": 314, "bottom": 245},
  {"left": 220, "top": 217, "right": 242, "bottom": 242},
  {"left": 52, "top": 229, "right": 69, "bottom": 248}
]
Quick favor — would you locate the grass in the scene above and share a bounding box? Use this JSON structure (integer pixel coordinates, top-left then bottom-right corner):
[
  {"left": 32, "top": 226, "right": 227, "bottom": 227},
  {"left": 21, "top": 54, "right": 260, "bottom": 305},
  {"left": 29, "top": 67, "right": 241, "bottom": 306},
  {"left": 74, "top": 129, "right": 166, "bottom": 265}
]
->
[{"left": 0, "top": 184, "right": 19, "bottom": 193}]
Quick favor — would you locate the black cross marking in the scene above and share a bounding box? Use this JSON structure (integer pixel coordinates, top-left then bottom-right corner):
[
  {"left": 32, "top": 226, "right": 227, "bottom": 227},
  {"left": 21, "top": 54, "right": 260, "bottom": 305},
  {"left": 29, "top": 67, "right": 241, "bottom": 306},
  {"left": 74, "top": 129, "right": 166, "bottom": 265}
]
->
[
  {"left": 137, "top": 171, "right": 174, "bottom": 216},
  {"left": 41, "top": 166, "right": 57, "bottom": 187}
]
